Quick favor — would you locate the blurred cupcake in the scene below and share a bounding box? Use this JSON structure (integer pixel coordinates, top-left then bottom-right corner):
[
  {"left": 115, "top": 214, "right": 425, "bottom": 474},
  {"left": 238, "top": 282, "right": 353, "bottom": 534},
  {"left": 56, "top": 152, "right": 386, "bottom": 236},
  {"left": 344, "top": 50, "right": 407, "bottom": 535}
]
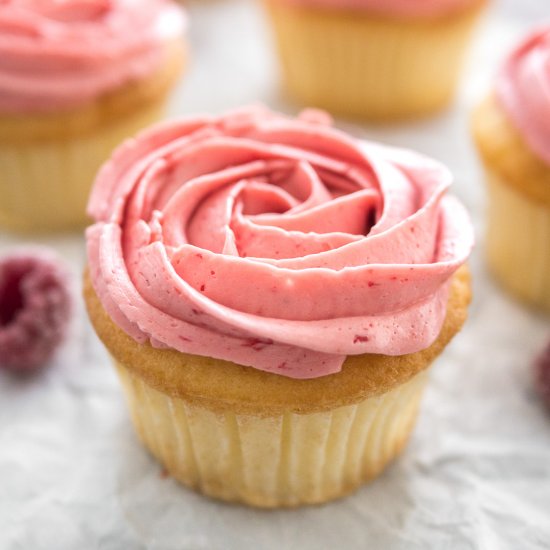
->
[
  {"left": 263, "top": 0, "right": 487, "bottom": 120},
  {"left": 472, "top": 27, "right": 550, "bottom": 312},
  {"left": 84, "top": 106, "right": 473, "bottom": 507},
  {"left": 0, "top": 0, "right": 187, "bottom": 233}
]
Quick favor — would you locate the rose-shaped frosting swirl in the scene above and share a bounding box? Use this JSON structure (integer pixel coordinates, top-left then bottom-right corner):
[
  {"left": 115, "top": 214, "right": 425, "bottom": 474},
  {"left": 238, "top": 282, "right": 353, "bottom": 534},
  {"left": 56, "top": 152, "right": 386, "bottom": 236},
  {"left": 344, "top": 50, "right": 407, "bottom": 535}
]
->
[
  {"left": 272, "top": 0, "right": 481, "bottom": 18},
  {"left": 496, "top": 26, "right": 550, "bottom": 165},
  {"left": 0, "top": 0, "right": 186, "bottom": 113},
  {"left": 86, "top": 106, "right": 473, "bottom": 379}
]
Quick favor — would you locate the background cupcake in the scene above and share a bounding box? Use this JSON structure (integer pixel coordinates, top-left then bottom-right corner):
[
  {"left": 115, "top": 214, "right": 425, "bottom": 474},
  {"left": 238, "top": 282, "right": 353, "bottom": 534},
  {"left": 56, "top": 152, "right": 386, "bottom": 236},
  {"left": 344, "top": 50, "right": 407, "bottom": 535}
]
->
[
  {"left": 0, "top": 0, "right": 187, "bottom": 233},
  {"left": 263, "top": 0, "right": 488, "bottom": 120},
  {"left": 84, "top": 106, "right": 473, "bottom": 507},
  {"left": 472, "top": 26, "right": 550, "bottom": 312}
]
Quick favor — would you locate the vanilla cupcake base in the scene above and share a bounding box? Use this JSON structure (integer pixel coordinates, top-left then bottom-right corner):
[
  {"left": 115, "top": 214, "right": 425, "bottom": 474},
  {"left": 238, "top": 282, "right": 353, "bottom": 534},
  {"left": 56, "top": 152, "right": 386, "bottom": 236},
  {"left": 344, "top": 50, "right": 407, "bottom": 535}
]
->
[
  {"left": 486, "top": 170, "right": 550, "bottom": 311},
  {"left": 116, "top": 360, "right": 428, "bottom": 507},
  {"left": 84, "top": 267, "right": 471, "bottom": 508},
  {"left": 264, "top": 0, "right": 485, "bottom": 120}
]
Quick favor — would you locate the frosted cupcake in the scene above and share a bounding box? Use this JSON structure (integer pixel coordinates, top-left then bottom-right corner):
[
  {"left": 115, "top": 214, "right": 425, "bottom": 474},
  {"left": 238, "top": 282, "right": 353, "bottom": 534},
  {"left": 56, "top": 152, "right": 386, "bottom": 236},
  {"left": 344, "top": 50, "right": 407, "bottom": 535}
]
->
[
  {"left": 472, "top": 27, "right": 550, "bottom": 312},
  {"left": 263, "top": 0, "right": 487, "bottom": 120},
  {"left": 84, "top": 106, "right": 474, "bottom": 507},
  {"left": 0, "top": 0, "right": 187, "bottom": 233}
]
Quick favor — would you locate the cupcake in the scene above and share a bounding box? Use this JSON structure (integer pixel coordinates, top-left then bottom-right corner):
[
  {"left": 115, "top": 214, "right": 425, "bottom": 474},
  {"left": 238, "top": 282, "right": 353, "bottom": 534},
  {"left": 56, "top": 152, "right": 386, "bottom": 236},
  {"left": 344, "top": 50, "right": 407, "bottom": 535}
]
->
[
  {"left": 0, "top": 0, "right": 187, "bottom": 233},
  {"left": 263, "top": 0, "right": 487, "bottom": 120},
  {"left": 84, "top": 106, "right": 474, "bottom": 507},
  {"left": 472, "top": 27, "right": 550, "bottom": 312}
]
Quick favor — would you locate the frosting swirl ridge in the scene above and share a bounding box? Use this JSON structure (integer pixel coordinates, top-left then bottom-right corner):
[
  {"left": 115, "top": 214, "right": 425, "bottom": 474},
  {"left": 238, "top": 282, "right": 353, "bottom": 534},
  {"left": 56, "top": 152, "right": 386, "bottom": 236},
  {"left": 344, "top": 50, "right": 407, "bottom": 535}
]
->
[
  {"left": 86, "top": 106, "right": 473, "bottom": 379},
  {"left": 497, "top": 26, "right": 550, "bottom": 165},
  {"left": 0, "top": 0, "right": 186, "bottom": 113}
]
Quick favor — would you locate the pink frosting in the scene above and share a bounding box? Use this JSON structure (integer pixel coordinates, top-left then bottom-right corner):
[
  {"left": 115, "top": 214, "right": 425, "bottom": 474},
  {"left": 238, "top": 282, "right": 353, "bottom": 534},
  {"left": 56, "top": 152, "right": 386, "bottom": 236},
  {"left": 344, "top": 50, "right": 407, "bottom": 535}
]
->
[
  {"left": 274, "top": 0, "right": 479, "bottom": 18},
  {"left": 496, "top": 26, "right": 550, "bottom": 166},
  {"left": 0, "top": 0, "right": 186, "bottom": 113},
  {"left": 86, "top": 106, "right": 473, "bottom": 379}
]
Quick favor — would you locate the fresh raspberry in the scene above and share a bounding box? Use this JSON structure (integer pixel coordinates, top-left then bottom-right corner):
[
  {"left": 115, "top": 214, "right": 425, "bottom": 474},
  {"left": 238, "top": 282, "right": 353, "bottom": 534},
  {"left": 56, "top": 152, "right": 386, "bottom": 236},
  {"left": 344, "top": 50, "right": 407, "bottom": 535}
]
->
[
  {"left": 534, "top": 340, "right": 550, "bottom": 411},
  {"left": 0, "top": 249, "right": 71, "bottom": 372}
]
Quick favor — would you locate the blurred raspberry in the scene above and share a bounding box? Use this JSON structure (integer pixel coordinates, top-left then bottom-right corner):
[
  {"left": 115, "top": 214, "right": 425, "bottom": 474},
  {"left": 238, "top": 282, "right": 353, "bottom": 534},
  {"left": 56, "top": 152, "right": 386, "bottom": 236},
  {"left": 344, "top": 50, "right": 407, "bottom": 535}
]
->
[
  {"left": 535, "top": 340, "right": 550, "bottom": 411},
  {"left": 0, "top": 248, "right": 71, "bottom": 372}
]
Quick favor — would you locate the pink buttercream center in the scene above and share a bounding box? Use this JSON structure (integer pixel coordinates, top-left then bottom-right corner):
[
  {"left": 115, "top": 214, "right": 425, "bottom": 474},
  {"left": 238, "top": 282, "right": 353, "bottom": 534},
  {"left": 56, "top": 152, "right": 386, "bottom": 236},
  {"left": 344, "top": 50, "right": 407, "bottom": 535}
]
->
[
  {"left": 496, "top": 26, "right": 550, "bottom": 166},
  {"left": 86, "top": 106, "right": 473, "bottom": 379},
  {"left": 0, "top": 0, "right": 186, "bottom": 113}
]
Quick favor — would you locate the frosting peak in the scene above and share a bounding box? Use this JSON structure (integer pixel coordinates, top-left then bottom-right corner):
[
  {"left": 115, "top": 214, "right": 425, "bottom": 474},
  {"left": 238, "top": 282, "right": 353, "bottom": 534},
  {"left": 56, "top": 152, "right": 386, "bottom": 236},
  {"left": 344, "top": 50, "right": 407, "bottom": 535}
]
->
[
  {"left": 496, "top": 26, "right": 550, "bottom": 165},
  {"left": 86, "top": 106, "right": 473, "bottom": 379},
  {"left": 0, "top": 0, "right": 186, "bottom": 113}
]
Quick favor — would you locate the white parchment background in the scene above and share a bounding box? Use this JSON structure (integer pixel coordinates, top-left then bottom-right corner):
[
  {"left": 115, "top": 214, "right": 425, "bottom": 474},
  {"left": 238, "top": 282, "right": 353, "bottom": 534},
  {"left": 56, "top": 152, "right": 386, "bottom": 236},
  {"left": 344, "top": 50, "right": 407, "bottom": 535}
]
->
[{"left": 1, "top": 1, "right": 549, "bottom": 548}]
